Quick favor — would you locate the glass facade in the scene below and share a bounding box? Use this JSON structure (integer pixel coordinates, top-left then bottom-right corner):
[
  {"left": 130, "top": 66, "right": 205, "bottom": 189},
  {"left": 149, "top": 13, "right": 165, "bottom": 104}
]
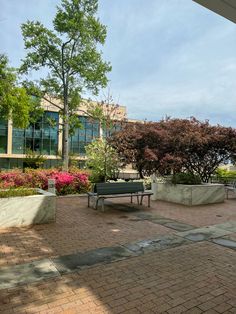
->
[
  {"left": 0, "top": 158, "right": 23, "bottom": 169},
  {"left": 12, "top": 111, "right": 59, "bottom": 155},
  {"left": 103, "top": 122, "right": 122, "bottom": 138},
  {"left": 0, "top": 119, "right": 8, "bottom": 154},
  {"left": 70, "top": 116, "right": 100, "bottom": 155},
  {"left": 0, "top": 112, "right": 109, "bottom": 169}
]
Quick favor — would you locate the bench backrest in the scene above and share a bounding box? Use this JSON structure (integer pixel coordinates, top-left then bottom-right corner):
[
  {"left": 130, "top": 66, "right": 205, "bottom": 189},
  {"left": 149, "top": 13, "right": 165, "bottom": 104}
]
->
[{"left": 94, "top": 182, "right": 144, "bottom": 195}]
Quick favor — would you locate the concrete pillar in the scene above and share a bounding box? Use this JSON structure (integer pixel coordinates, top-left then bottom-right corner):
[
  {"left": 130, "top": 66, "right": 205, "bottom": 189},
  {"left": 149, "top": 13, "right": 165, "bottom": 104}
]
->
[
  {"left": 58, "top": 116, "right": 63, "bottom": 154},
  {"left": 99, "top": 122, "right": 103, "bottom": 138},
  {"left": 48, "top": 179, "right": 56, "bottom": 194},
  {"left": 7, "top": 119, "right": 13, "bottom": 155},
  {"left": 151, "top": 182, "right": 158, "bottom": 201}
]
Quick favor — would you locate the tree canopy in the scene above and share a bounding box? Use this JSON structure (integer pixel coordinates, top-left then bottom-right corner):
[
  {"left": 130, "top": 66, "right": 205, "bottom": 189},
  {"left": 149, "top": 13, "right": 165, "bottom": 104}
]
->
[
  {"left": 0, "top": 54, "right": 38, "bottom": 128},
  {"left": 111, "top": 118, "right": 236, "bottom": 182},
  {"left": 20, "top": 0, "right": 111, "bottom": 170}
]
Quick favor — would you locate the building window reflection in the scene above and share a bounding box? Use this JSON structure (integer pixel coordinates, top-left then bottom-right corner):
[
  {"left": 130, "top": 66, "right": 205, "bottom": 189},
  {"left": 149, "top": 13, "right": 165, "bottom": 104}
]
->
[
  {"left": 0, "top": 119, "right": 8, "bottom": 154},
  {"left": 70, "top": 116, "right": 100, "bottom": 155},
  {"left": 12, "top": 111, "right": 59, "bottom": 155}
]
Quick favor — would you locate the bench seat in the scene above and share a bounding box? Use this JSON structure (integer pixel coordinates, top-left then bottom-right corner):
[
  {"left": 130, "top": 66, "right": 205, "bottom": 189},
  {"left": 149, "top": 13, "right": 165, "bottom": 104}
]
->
[{"left": 87, "top": 182, "right": 153, "bottom": 211}]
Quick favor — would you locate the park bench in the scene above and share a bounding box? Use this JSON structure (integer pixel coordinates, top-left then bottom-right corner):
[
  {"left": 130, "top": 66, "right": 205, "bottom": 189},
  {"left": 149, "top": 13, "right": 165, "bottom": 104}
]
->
[
  {"left": 87, "top": 182, "right": 153, "bottom": 211},
  {"left": 225, "top": 181, "right": 236, "bottom": 199}
]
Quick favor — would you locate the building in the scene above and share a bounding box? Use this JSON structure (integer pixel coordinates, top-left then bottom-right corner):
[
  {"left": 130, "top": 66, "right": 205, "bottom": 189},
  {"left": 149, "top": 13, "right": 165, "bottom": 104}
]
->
[
  {"left": 193, "top": 0, "right": 236, "bottom": 24},
  {"left": 0, "top": 99, "right": 127, "bottom": 169}
]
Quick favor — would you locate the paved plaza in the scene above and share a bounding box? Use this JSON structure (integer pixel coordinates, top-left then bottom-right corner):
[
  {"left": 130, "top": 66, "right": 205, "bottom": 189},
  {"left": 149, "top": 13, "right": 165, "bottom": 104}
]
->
[{"left": 0, "top": 195, "right": 236, "bottom": 313}]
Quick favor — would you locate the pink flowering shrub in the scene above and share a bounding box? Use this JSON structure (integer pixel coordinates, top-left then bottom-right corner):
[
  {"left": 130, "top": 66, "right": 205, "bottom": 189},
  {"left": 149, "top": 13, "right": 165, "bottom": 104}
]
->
[{"left": 0, "top": 168, "right": 91, "bottom": 195}]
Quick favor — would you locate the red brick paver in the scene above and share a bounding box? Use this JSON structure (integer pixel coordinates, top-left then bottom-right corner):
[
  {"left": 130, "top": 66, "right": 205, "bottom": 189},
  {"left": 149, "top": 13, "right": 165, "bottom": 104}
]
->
[
  {"left": 0, "top": 196, "right": 172, "bottom": 267},
  {"left": 137, "top": 198, "right": 236, "bottom": 228},
  {"left": 1, "top": 242, "right": 236, "bottom": 313},
  {"left": 1, "top": 196, "right": 236, "bottom": 313}
]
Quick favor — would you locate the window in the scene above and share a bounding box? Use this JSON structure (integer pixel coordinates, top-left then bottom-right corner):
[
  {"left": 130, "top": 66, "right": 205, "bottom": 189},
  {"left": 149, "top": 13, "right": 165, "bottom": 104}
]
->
[
  {"left": 70, "top": 116, "right": 100, "bottom": 155},
  {"left": 12, "top": 111, "right": 59, "bottom": 155},
  {"left": 0, "top": 119, "right": 8, "bottom": 154}
]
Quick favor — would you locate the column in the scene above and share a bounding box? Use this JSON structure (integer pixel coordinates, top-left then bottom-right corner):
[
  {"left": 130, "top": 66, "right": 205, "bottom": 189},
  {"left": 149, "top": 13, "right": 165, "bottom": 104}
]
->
[
  {"left": 58, "top": 116, "right": 63, "bottom": 154},
  {"left": 7, "top": 119, "right": 13, "bottom": 155}
]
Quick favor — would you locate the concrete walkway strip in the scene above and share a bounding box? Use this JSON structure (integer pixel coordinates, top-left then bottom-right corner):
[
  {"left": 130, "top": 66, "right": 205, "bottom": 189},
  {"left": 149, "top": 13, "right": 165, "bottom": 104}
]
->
[
  {"left": 123, "top": 234, "right": 193, "bottom": 254},
  {"left": 0, "top": 259, "right": 60, "bottom": 290},
  {"left": 52, "top": 246, "right": 136, "bottom": 275},
  {"left": 213, "top": 221, "right": 236, "bottom": 233},
  {"left": 211, "top": 237, "right": 236, "bottom": 250},
  {"left": 135, "top": 211, "right": 196, "bottom": 231},
  {"left": 177, "top": 226, "right": 232, "bottom": 242}
]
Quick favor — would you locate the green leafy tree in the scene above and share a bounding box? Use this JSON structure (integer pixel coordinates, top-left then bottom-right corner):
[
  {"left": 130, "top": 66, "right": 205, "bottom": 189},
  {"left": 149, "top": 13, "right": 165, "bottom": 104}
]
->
[
  {"left": 86, "top": 138, "right": 121, "bottom": 182},
  {"left": 20, "top": 0, "right": 111, "bottom": 170},
  {"left": 23, "top": 149, "right": 46, "bottom": 170},
  {"left": 0, "top": 54, "right": 38, "bottom": 128}
]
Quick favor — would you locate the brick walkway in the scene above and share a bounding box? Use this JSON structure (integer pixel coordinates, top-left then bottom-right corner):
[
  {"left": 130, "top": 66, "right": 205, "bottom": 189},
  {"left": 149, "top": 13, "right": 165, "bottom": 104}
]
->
[{"left": 1, "top": 196, "right": 236, "bottom": 313}]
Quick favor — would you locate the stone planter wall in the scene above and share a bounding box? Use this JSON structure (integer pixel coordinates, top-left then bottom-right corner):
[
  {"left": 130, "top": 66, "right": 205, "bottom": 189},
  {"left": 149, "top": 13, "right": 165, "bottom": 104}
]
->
[
  {"left": 0, "top": 189, "right": 56, "bottom": 228},
  {"left": 151, "top": 182, "right": 225, "bottom": 206}
]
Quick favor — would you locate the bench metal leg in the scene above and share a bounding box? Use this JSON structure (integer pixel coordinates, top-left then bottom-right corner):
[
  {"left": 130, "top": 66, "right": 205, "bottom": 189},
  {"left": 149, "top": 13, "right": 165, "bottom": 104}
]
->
[
  {"left": 136, "top": 194, "right": 139, "bottom": 205},
  {"left": 140, "top": 195, "right": 144, "bottom": 205},
  {"left": 131, "top": 193, "right": 133, "bottom": 203},
  {"left": 101, "top": 198, "right": 105, "bottom": 212},
  {"left": 95, "top": 198, "right": 99, "bottom": 210},
  {"left": 96, "top": 197, "right": 105, "bottom": 211},
  {"left": 88, "top": 195, "right": 90, "bottom": 207},
  {"left": 148, "top": 195, "right": 151, "bottom": 207}
]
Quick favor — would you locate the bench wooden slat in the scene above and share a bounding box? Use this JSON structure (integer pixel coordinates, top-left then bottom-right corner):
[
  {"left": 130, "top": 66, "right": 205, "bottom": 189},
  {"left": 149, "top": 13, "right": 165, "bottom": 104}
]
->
[
  {"left": 94, "top": 182, "right": 144, "bottom": 195},
  {"left": 90, "top": 192, "right": 152, "bottom": 198},
  {"left": 88, "top": 182, "right": 153, "bottom": 211}
]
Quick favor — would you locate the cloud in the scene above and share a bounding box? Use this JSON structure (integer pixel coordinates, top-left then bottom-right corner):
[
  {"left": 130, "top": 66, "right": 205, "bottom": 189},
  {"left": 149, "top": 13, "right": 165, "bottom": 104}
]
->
[
  {"left": 98, "top": 0, "right": 236, "bottom": 126},
  {"left": 0, "top": 0, "right": 235, "bottom": 127}
]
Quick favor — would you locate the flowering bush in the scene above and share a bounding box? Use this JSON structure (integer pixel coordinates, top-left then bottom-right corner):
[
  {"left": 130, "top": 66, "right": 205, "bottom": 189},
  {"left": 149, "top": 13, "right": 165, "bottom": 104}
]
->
[{"left": 0, "top": 168, "right": 91, "bottom": 195}]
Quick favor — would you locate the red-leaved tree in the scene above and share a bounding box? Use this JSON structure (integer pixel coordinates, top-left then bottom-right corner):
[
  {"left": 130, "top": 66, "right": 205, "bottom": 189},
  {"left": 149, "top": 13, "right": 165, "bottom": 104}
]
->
[{"left": 111, "top": 118, "right": 236, "bottom": 182}]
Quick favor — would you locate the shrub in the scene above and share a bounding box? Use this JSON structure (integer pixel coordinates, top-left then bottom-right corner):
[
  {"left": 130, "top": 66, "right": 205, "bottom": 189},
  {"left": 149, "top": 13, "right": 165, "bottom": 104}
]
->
[
  {"left": 23, "top": 150, "right": 46, "bottom": 169},
  {"left": 0, "top": 188, "right": 37, "bottom": 198},
  {"left": 0, "top": 168, "right": 91, "bottom": 195},
  {"left": 171, "top": 172, "right": 201, "bottom": 185},
  {"left": 215, "top": 168, "right": 236, "bottom": 184}
]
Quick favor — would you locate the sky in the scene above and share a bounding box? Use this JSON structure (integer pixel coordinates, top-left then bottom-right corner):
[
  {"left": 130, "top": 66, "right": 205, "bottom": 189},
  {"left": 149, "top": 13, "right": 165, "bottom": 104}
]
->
[{"left": 0, "top": 0, "right": 236, "bottom": 126}]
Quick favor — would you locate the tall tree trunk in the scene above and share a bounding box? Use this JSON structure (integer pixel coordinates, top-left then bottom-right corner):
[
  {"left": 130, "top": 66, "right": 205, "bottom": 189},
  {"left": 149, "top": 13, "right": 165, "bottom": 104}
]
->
[
  {"left": 104, "top": 140, "right": 107, "bottom": 182},
  {"left": 137, "top": 164, "right": 144, "bottom": 179},
  {"left": 62, "top": 101, "right": 69, "bottom": 171}
]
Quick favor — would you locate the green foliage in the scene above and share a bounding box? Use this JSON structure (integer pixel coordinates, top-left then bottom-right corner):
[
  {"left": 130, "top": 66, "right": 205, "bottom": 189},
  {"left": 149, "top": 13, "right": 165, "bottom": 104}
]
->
[
  {"left": 171, "top": 172, "right": 201, "bottom": 185},
  {"left": 0, "top": 55, "right": 39, "bottom": 128},
  {"left": 215, "top": 168, "right": 236, "bottom": 184},
  {"left": 20, "top": 0, "right": 111, "bottom": 170},
  {"left": 215, "top": 168, "right": 236, "bottom": 177},
  {"left": 23, "top": 150, "right": 46, "bottom": 169},
  {"left": 86, "top": 139, "right": 121, "bottom": 182},
  {"left": 0, "top": 188, "right": 37, "bottom": 198}
]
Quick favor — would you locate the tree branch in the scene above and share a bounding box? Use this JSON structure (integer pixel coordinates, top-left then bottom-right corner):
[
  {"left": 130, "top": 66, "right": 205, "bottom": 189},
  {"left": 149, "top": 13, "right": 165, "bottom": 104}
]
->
[{"left": 41, "top": 95, "right": 63, "bottom": 110}]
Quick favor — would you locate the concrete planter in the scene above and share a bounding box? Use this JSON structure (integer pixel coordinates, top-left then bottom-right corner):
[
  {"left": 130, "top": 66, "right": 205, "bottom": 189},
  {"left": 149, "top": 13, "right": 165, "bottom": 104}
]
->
[
  {"left": 151, "top": 182, "right": 225, "bottom": 206},
  {"left": 0, "top": 189, "right": 56, "bottom": 228},
  {"left": 151, "top": 182, "right": 158, "bottom": 201}
]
